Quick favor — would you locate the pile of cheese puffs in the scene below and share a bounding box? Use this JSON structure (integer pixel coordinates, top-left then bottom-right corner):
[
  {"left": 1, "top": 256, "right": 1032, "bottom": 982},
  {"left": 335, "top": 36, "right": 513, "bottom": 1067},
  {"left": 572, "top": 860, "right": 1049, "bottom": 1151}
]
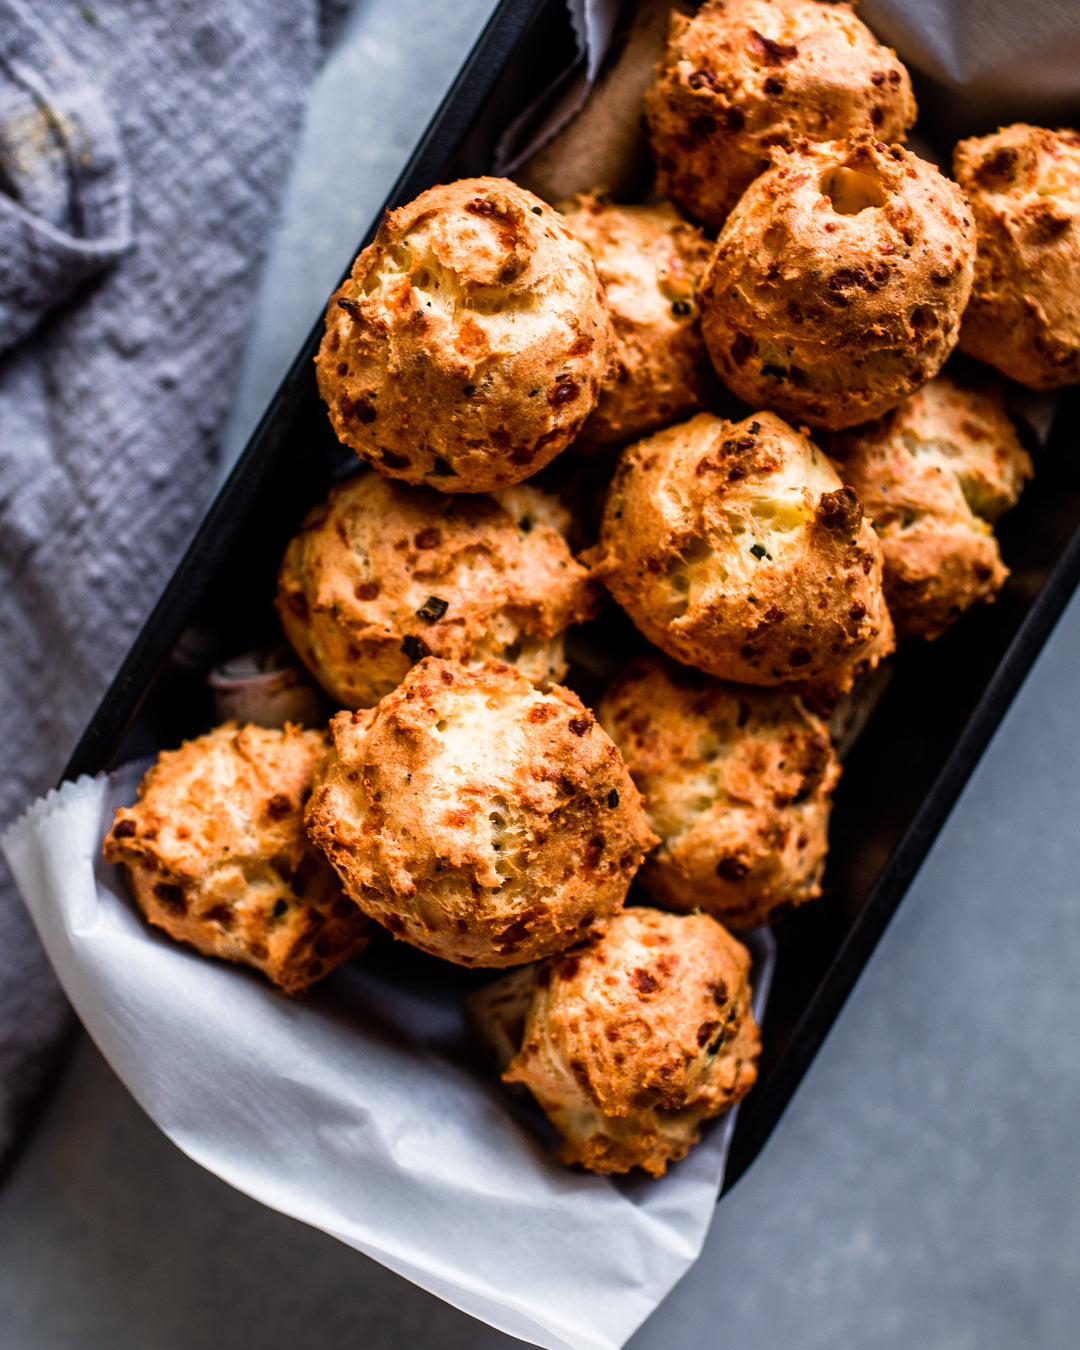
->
[{"left": 107, "top": 0, "right": 1080, "bottom": 1176}]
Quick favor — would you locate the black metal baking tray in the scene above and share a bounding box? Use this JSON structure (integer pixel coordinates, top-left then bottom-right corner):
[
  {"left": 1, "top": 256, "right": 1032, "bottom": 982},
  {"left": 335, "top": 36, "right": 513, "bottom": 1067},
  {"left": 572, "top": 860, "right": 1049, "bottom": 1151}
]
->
[{"left": 63, "top": 0, "right": 1080, "bottom": 1194}]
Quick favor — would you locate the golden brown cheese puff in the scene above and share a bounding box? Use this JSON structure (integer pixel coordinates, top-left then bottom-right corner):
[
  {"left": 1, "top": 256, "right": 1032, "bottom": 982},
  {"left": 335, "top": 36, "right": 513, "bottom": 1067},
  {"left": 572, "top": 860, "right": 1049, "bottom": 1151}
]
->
[
  {"left": 276, "top": 473, "right": 597, "bottom": 708},
  {"left": 588, "top": 410, "right": 894, "bottom": 692},
  {"left": 598, "top": 656, "right": 839, "bottom": 929},
  {"left": 699, "top": 133, "right": 976, "bottom": 430},
  {"left": 102, "top": 723, "right": 372, "bottom": 994},
  {"left": 828, "top": 375, "right": 1032, "bottom": 640},
  {"left": 502, "top": 907, "right": 760, "bottom": 1176},
  {"left": 557, "top": 192, "right": 713, "bottom": 451},
  {"left": 305, "top": 659, "right": 657, "bottom": 968},
  {"left": 316, "top": 177, "right": 613, "bottom": 492},
  {"left": 954, "top": 125, "right": 1080, "bottom": 389},
  {"left": 644, "top": 0, "right": 916, "bottom": 230}
]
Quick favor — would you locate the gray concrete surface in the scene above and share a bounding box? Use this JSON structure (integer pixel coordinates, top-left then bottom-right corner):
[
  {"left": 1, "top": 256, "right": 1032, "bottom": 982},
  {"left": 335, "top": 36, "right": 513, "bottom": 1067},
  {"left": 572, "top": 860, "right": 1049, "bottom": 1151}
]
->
[{"left": 3, "top": 2, "right": 1080, "bottom": 1346}]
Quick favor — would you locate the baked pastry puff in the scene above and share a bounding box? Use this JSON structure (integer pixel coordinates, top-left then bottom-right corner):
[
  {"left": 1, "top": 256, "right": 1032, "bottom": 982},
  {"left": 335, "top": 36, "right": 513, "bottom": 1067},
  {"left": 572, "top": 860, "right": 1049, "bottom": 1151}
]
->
[
  {"left": 588, "top": 410, "right": 893, "bottom": 692},
  {"left": 645, "top": 0, "right": 916, "bottom": 229},
  {"left": 829, "top": 374, "right": 1031, "bottom": 639},
  {"left": 558, "top": 191, "right": 713, "bottom": 451},
  {"left": 102, "top": 723, "right": 372, "bottom": 994},
  {"left": 316, "top": 177, "right": 613, "bottom": 492},
  {"left": 276, "top": 472, "right": 596, "bottom": 707},
  {"left": 304, "top": 658, "right": 657, "bottom": 967},
  {"left": 699, "top": 133, "right": 975, "bottom": 430},
  {"left": 598, "top": 655, "right": 840, "bottom": 928},
  {"left": 501, "top": 907, "right": 760, "bottom": 1176},
  {"left": 954, "top": 125, "right": 1080, "bottom": 388}
]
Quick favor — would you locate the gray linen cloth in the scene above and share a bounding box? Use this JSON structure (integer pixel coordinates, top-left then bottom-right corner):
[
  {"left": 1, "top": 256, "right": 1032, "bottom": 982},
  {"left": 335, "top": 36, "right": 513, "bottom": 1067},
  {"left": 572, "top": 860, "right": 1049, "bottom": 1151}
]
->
[{"left": 0, "top": 0, "right": 345, "bottom": 1172}]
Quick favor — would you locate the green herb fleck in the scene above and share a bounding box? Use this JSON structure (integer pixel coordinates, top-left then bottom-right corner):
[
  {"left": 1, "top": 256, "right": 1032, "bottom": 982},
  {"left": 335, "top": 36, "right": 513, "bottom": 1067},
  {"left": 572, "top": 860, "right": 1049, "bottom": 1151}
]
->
[
  {"left": 671, "top": 299, "right": 693, "bottom": 318},
  {"left": 750, "top": 543, "right": 771, "bottom": 561},
  {"left": 607, "top": 789, "right": 620, "bottom": 809},
  {"left": 531, "top": 205, "right": 543, "bottom": 215},
  {"left": 271, "top": 899, "right": 288, "bottom": 919},
  {"left": 429, "top": 456, "right": 455, "bottom": 477},
  {"left": 518, "top": 516, "right": 533, "bottom": 533}
]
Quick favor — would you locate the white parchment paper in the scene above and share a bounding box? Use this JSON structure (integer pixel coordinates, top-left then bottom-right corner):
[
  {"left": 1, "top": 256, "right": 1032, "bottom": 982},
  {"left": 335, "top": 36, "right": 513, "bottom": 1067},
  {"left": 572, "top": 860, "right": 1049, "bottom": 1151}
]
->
[
  {"left": 1, "top": 769, "right": 775, "bottom": 1350},
  {"left": 862, "top": 0, "right": 1080, "bottom": 127}
]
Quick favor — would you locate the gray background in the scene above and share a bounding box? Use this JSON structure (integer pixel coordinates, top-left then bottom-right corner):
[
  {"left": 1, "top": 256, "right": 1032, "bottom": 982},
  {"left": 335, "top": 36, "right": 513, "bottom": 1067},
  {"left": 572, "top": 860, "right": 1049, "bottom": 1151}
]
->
[{"left": 2, "top": 1, "right": 1079, "bottom": 1346}]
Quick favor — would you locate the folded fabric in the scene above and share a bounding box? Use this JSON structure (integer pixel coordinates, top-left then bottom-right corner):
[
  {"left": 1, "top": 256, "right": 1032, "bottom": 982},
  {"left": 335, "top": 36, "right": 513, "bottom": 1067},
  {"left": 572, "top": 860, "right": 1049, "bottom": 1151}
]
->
[
  {"left": 0, "top": 0, "right": 131, "bottom": 353},
  {"left": 0, "top": 0, "right": 341, "bottom": 1175}
]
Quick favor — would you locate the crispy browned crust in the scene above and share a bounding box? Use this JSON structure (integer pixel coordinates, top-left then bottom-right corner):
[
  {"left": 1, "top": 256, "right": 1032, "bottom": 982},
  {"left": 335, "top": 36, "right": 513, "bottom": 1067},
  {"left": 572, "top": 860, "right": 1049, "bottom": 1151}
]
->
[
  {"left": 588, "top": 410, "right": 893, "bottom": 691},
  {"left": 275, "top": 473, "right": 597, "bottom": 708},
  {"left": 830, "top": 374, "right": 1032, "bottom": 640},
  {"left": 699, "top": 133, "right": 975, "bottom": 430},
  {"left": 503, "top": 908, "right": 760, "bottom": 1176},
  {"left": 558, "top": 192, "right": 713, "bottom": 451},
  {"left": 954, "top": 124, "right": 1080, "bottom": 389},
  {"left": 644, "top": 0, "right": 916, "bottom": 229},
  {"left": 598, "top": 655, "right": 840, "bottom": 928},
  {"left": 304, "top": 659, "right": 658, "bottom": 968},
  {"left": 102, "top": 723, "right": 372, "bottom": 994},
  {"left": 315, "top": 177, "right": 613, "bottom": 492}
]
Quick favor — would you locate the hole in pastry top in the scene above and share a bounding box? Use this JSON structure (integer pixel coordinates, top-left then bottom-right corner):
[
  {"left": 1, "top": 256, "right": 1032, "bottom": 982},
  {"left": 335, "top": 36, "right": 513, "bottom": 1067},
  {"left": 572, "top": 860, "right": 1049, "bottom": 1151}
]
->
[{"left": 820, "top": 165, "right": 887, "bottom": 215}]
